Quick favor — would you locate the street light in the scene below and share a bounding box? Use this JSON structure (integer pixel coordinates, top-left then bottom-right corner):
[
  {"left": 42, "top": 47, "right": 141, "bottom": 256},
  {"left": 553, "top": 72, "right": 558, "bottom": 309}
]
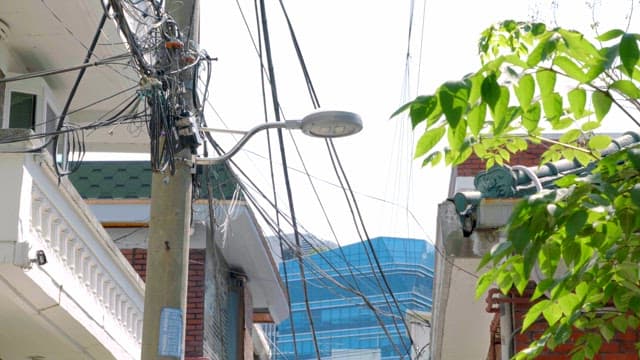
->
[{"left": 196, "top": 110, "right": 362, "bottom": 165}]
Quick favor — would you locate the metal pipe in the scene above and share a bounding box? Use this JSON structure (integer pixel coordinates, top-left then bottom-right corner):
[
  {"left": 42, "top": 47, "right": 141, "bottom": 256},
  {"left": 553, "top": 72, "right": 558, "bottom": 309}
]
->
[{"left": 195, "top": 121, "right": 300, "bottom": 165}]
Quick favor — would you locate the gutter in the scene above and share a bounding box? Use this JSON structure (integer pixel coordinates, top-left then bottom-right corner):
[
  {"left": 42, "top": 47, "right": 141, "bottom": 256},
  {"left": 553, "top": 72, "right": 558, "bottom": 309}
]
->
[{"left": 452, "top": 131, "right": 640, "bottom": 238}]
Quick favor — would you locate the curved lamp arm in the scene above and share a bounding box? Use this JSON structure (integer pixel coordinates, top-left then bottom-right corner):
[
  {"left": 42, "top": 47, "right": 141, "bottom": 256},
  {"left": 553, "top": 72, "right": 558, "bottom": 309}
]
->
[
  {"left": 196, "top": 120, "right": 301, "bottom": 165},
  {"left": 195, "top": 110, "right": 362, "bottom": 165}
]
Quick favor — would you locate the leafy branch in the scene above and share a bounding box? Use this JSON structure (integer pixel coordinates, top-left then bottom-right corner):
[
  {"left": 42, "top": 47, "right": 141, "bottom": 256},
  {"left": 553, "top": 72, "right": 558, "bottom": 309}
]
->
[{"left": 394, "top": 20, "right": 640, "bottom": 359}]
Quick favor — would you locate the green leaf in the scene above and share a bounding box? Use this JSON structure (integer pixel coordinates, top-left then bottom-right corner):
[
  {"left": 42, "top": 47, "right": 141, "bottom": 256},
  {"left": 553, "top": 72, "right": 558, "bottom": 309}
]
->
[
  {"left": 522, "top": 102, "right": 541, "bottom": 131},
  {"left": 467, "top": 73, "right": 484, "bottom": 104},
  {"left": 575, "top": 151, "right": 594, "bottom": 166},
  {"left": 407, "top": 95, "right": 441, "bottom": 128},
  {"left": 601, "top": 45, "right": 620, "bottom": 70},
  {"left": 391, "top": 100, "right": 412, "bottom": 119},
  {"left": 559, "top": 130, "right": 581, "bottom": 145},
  {"left": 612, "top": 316, "right": 629, "bottom": 333},
  {"left": 542, "top": 302, "right": 563, "bottom": 326},
  {"left": 566, "top": 210, "right": 588, "bottom": 238},
  {"left": 583, "top": 333, "right": 603, "bottom": 358},
  {"left": 631, "top": 184, "right": 640, "bottom": 207},
  {"left": 510, "top": 225, "right": 532, "bottom": 253},
  {"left": 620, "top": 33, "right": 640, "bottom": 78},
  {"left": 515, "top": 74, "right": 535, "bottom": 110},
  {"left": 559, "top": 29, "right": 602, "bottom": 63},
  {"left": 536, "top": 69, "right": 557, "bottom": 95},
  {"left": 581, "top": 121, "right": 600, "bottom": 131},
  {"left": 568, "top": 88, "right": 587, "bottom": 118},
  {"left": 532, "top": 279, "right": 555, "bottom": 300},
  {"left": 571, "top": 349, "right": 586, "bottom": 360},
  {"left": 541, "top": 92, "right": 563, "bottom": 123},
  {"left": 554, "top": 56, "right": 587, "bottom": 82},
  {"left": 489, "top": 241, "right": 514, "bottom": 264},
  {"left": 609, "top": 79, "right": 640, "bottom": 99},
  {"left": 584, "top": 59, "right": 606, "bottom": 82},
  {"left": 558, "top": 293, "right": 580, "bottom": 315},
  {"left": 592, "top": 91, "right": 612, "bottom": 121},
  {"left": 522, "top": 300, "right": 550, "bottom": 331},
  {"left": 468, "top": 103, "right": 486, "bottom": 136},
  {"left": 629, "top": 148, "right": 640, "bottom": 170},
  {"left": 448, "top": 119, "right": 467, "bottom": 151},
  {"left": 476, "top": 271, "right": 495, "bottom": 299},
  {"left": 531, "top": 23, "right": 547, "bottom": 36},
  {"left": 596, "top": 29, "right": 624, "bottom": 42},
  {"left": 614, "top": 284, "right": 633, "bottom": 311},
  {"left": 528, "top": 32, "right": 554, "bottom": 67},
  {"left": 415, "top": 126, "right": 446, "bottom": 158},
  {"left": 497, "top": 271, "right": 513, "bottom": 294},
  {"left": 492, "top": 86, "right": 510, "bottom": 134},
  {"left": 552, "top": 117, "right": 574, "bottom": 130},
  {"left": 481, "top": 73, "right": 501, "bottom": 111},
  {"left": 599, "top": 322, "right": 615, "bottom": 342},
  {"left": 504, "top": 54, "right": 528, "bottom": 68},
  {"left": 588, "top": 135, "right": 611, "bottom": 151},
  {"left": 438, "top": 81, "right": 469, "bottom": 129},
  {"left": 421, "top": 151, "right": 443, "bottom": 167}
]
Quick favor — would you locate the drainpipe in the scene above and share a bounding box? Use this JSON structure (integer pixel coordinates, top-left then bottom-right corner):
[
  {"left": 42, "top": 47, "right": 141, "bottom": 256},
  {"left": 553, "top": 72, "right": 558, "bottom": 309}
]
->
[{"left": 500, "top": 301, "right": 513, "bottom": 359}]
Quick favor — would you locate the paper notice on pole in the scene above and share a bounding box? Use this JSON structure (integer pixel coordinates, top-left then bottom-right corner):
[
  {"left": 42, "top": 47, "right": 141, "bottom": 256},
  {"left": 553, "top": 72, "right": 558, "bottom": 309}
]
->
[{"left": 158, "top": 307, "right": 183, "bottom": 358}]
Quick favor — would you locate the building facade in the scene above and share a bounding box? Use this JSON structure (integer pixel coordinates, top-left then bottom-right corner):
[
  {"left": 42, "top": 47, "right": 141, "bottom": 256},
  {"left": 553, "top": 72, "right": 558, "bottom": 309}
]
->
[
  {"left": 432, "top": 133, "right": 640, "bottom": 359},
  {"left": 0, "top": 1, "right": 292, "bottom": 358},
  {"left": 276, "top": 236, "right": 434, "bottom": 359},
  {"left": 69, "top": 160, "right": 289, "bottom": 360}
]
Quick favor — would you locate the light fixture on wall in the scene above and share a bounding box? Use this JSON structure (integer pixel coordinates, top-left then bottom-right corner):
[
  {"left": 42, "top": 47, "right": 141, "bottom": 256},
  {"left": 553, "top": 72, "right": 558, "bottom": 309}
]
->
[{"left": 30, "top": 250, "right": 47, "bottom": 266}]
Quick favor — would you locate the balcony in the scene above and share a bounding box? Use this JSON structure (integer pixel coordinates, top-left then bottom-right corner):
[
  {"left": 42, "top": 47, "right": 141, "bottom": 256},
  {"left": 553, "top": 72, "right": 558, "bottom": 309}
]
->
[{"left": 0, "top": 134, "right": 144, "bottom": 359}]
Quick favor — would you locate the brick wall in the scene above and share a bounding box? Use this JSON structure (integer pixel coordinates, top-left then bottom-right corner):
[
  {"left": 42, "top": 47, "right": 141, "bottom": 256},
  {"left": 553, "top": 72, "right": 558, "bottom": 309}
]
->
[
  {"left": 204, "top": 243, "right": 231, "bottom": 360},
  {"left": 457, "top": 142, "right": 549, "bottom": 177},
  {"left": 120, "top": 248, "right": 208, "bottom": 359},
  {"left": 487, "top": 286, "right": 640, "bottom": 359}
]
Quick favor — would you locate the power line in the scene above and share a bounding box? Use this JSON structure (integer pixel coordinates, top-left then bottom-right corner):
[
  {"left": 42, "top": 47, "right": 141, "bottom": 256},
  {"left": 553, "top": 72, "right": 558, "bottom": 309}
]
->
[
  {"left": 269, "top": 5, "right": 413, "bottom": 354},
  {"left": 257, "top": 0, "right": 321, "bottom": 357},
  {"left": 213, "top": 151, "right": 409, "bottom": 358},
  {"left": 237, "top": 180, "right": 408, "bottom": 359}
]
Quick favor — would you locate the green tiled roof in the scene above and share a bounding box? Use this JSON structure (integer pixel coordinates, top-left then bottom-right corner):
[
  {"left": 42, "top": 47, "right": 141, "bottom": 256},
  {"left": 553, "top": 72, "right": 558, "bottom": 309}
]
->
[{"left": 69, "top": 161, "right": 242, "bottom": 200}]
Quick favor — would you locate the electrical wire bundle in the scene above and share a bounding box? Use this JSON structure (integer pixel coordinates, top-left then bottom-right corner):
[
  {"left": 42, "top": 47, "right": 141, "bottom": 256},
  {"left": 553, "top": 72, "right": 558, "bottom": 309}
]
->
[
  {"left": 107, "top": 0, "right": 214, "bottom": 172},
  {"left": 0, "top": 0, "right": 211, "bottom": 177}
]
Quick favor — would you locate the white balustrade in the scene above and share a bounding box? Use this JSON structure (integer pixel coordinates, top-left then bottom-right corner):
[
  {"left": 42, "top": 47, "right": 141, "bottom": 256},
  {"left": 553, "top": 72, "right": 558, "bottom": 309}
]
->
[{"left": 26, "top": 161, "right": 144, "bottom": 352}]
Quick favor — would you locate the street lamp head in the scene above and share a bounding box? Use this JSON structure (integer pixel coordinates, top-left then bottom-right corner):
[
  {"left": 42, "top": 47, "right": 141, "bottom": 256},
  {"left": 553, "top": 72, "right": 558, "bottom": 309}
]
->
[
  {"left": 299, "top": 110, "right": 363, "bottom": 138},
  {"left": 196, "top": 109, "right": 363, "bottom": 165}
]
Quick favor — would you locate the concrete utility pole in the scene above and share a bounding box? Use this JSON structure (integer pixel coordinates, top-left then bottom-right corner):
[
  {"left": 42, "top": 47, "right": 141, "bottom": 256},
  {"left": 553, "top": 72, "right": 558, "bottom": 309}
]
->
[{"left": 141, "top": 0, "right": 200, "bottom": 358}]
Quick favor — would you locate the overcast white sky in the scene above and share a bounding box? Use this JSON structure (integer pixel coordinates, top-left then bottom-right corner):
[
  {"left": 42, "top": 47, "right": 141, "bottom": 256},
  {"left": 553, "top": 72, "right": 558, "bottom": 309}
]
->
[{"left": 198, "top": 0, "right": 638, "bottom": 246}]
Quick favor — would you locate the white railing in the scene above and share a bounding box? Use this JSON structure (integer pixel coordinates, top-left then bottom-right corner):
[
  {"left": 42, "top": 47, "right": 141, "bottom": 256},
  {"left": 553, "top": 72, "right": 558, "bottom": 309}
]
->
[
  {"left": 0, "top": 143, "right": 145, "bottom": 359},
  {"left": 31, "top": 183, "right": 144, "bottom": 341}
]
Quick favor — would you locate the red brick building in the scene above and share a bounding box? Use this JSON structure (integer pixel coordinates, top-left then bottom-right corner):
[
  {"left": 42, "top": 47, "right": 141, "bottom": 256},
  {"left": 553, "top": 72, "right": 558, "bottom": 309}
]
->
[
  {"left": 431, "top": 135, "right": 640, "bottom": 359},
  {"left": 70, "top": 162, "right": 289, "bottom": 360}
]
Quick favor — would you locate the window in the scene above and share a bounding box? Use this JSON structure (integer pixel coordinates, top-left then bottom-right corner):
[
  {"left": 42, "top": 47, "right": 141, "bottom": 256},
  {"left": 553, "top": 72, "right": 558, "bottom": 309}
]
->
[{"left": 9, "top": 92, "right": 37, "bottom": 130}]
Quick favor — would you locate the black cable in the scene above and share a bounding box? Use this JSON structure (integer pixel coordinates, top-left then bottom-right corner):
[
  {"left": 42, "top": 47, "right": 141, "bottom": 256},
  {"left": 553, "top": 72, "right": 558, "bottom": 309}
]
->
[
  {"left": 276, "top": 0, "right": 320, "bottom": 108},
  {"left": 0, "top": 53, "right": 134, "bottom": 84},
  {"left": 202, "top": 136, "right": 408, "bottom": 358},
  {"left": 276, "top": 1, "right": 414, "bottom": 354},
  {"left": 107, "top": 0, "right": 153, "bottom": 75},
  {"left": 280, "top": 0, "right": 421, "bottom": 354},
  {"left": 328, "top": 139, "right": 415, "bottom": 357},
  {"left": 233, "top": 171, "right": 407, "bottom": 359},
  {"left": 252, "top": 0, "right": 301, "bottom": 358},
  {"left": 48, "top": 11, "right": 108, "bottom": 178},
  {"left": 258, "top": 0, "right": 321, "bottom": 358}
]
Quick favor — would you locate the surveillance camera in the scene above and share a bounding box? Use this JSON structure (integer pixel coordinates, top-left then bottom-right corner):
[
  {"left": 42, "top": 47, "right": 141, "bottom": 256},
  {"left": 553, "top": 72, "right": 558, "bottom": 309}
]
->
[{"left": 31, "top": 250, "right": 47, "bottom": 266}]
